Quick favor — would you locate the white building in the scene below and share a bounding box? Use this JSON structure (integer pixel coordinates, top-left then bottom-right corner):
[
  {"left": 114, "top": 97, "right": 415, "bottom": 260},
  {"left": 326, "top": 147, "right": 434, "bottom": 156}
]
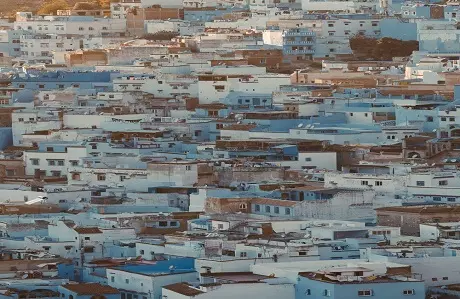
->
[
  {"left": 14, "top": 14, "right": 127, "bottom": 37},
  {"left": 301, "top": 0, "right": 390, "bottom": 13}
]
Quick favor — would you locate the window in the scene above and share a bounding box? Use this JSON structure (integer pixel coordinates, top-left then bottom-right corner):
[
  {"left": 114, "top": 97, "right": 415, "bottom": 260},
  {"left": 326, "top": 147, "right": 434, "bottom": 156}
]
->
[
  {"left": 433, "top": 197, "right": 442, "bottom": 202},
  {"left": 274, "top": 207, "right": 279, "bottom": 214},
  {"left": 186, "top": 165, "right": 192, "bottom": 170},
  {"left": 120, "top": 175, "right": 126, "bottom": 182},
  {"left": 51, "top": 171, "right": 61, "bottom": 177},
  {"left": 31, "top": 159, "right": 39, "bottom": 166},
  {"left": 18, "top": 117, "right": 24, "bottom": 121},
  {"left": 125, "top": 279, "right": 129, "bottom": 284},
  {"left": 306, "top": 289, "right": 311, "bottom": 295},
  {"left": 71, "top": 173, "right": 81, "bottom": 181},
  {"left": 448, "top": 197, "right": 456, "bottom": 202},
  {"left": 443, "top": 277, "right": 449, "bottom": 280},
  {"left": 265, "top": 206, "right": 271, "bottom": 213},
  {"left": 111, "top": 276, "right": 115, "bottom": 282},
  {"left": 39, "top": 84, "right": 45, "bottom": 89},
  {"left": 140, "top": 250, "right": 145, "bottom": 254},
  {"left": 432, "top": 278, "right": 438, "bottom": 281},
  {"left": 84, "top": 237, "right": 90, "bottom": 240},
  {"left": 70, "top": 160, "right": 79, "bottom": 166},
  {"left": 91, "top": 144, "right": 97, "bottom": 149},
  {"left": 97, "top": 174, "right": 106, "bottom": 181},
  {"left": 255, "top": 204, "right": 260, "bottom": 212},
  {"left": 328, "top": 23, "right": 334, "bottom": 27},
  {"left": 375, "top": 181, "right": 383, "bottom": 186},
  {"left": 416, "top": 181, "right": 425, "bottom": 186},
  {"left": 439, "top": 180, "right": 448, "bottom": 186},
  {"left": 285, "top": 208, "right": 291, "bottom": 215},
  {"left": 305, "top": 157, "right": 312, "bottom": 162},
  {"left": 441, "top": 117, "right": 446, "bottom": 121},
  {"left": 46, "top": 147, "right": 53, "bottom": 152},
  {"left": 403, "top": 289, "right": 414, "bottom": 295},
  {"left": 450, "top": 117, "right": 455, "bottom": 122},
  {"left": 358, "top": 290, "right": 372, "bottom": 296},
  {"left": 323, "top": 290, "right": 331, "bottom": 297},
  {"left": 361, "top": 181, "right": 368, "bottom": 186},
  {"left": 57, "top": 160, "right": 64, "bottom": 166},
  {"left": 240, "top": 252, "right": 247, "bottom": 257}
]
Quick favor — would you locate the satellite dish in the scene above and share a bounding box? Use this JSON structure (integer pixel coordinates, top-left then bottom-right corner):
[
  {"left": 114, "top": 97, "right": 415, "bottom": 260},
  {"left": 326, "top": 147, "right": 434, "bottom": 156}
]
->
[
  {"left": 297, "top": 124, "right": 304, "bottom": 128},
  {"left": 127, "top": 257, "right": 132, "bottom": 261},
  {"left": 21, "top": 274, "right": 28, "bottom": 279},
  {"left": 169, "top": 265, "right": 176, "bottom": 270}
]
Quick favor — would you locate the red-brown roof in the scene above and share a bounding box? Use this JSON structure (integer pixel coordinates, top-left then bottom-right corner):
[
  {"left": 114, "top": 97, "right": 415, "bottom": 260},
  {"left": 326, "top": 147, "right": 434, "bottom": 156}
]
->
[
  {"left": 221, "top": 124, "right": 257, "bottom": 131},
  {"left": 61, "top": 283, "right": 120, "bottom": 295},
  {"left": 163, "top": 283, "right": 204, "bottom": 296},
  {"left": 73, "top": 227, "right": 103, "bottom": 234},
  {"left": 250, "top": 198, "right": 298, "bottom": 207}
]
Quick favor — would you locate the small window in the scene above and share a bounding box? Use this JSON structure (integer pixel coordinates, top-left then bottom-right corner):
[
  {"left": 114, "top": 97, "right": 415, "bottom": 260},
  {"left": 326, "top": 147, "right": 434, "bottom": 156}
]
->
[
  {"left": 240, "top": 252, "right": 247, "bottom": 257},
  {"left": 416, "top": 181, "right": 425, "bottom": 186},
  {"left": 84, "top": 237, "right": 90, "bottom": 240},
  {"left": 361, "top": 181, "right": 368, "bottom": 186},
  {"left": 305, "top": 157, "right": 312, "bottom": 162},
  {"left": 439, "top": 180, "right": 448, "bottom": 186},
  {"left": 274, "top": 207, "right": 279, "bottom": 214},
  {"left": 48, "top": 160, "right": 56, "bottom": 166},
  {"left": 186, "top": 165, "right": 192, "bottom": 170},
  {"left": 323, "top": 290, "right": 331, "bottom": 297},
  {"left": 57, "top": 160, "right": 64, "bottom": 166},
  {"left": 306, "top": 289, "right": 311, "bottom": 295},
  {"left": 126, "top": 279, "right": 129, "bottom": 284},
  {"left": 255, "top": 204, "right": 260, "bottom": 212},
  {"left": 265, "top": 206, "right": 271, "bottom": 213},
  {"left": 432, "top": 278, "right": 438, "bottom": 281},
  {"left": 285, "top": 208, "right": 291, "bottom": 215},
  {"left": 443, "top": 277, "right": 449, "bottom": 280},
  {"left": 441, "top": 117, "right": 447, "bottom": 121},
  {"left": 140, "top": 250, "right": 145, "bottom": 254},
  {"left": 358, "top": 290, "right": 372, "bottom": 296},
  {"left": 403, "top": 289, "right": 414, "bottom": 295},
  {"left": 433, "top": 197, "right": 442, "bottom": 202},
  {"left": 111, "top": 276, "right": 115, "bottom": 282},
  {"left": 448, "top": 197, "right": 456, "bottom": 202},
  {"left": 97, "top": 174, "right": 106, "bottom": 181}
]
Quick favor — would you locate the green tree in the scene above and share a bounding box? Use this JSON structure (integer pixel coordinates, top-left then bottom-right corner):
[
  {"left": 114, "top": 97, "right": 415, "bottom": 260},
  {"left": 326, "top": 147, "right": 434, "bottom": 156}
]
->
[{"left": 37, "top": 0, "right": 70, "bottom": 15}]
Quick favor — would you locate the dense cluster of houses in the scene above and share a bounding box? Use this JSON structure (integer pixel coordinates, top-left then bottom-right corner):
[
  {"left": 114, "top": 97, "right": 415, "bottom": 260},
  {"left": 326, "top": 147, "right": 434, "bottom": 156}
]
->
[{"left": 1, "top": 0, "right": 460, "bottom": 298}]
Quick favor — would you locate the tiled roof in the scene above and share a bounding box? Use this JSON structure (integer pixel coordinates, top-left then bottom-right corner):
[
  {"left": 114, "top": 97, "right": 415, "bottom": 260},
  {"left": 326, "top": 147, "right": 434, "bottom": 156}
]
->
[
  {"left": 163, "top": 283, "right": 204, "bottom": 296},
  {"left": 61, "top": 283, "right": 120, "bottom": 295},
  {"left": 73, "top": 227, "right": 103, "bottom": 234},
  {"left": 250, "top": 198, "right": 298, "bottom": 207}
]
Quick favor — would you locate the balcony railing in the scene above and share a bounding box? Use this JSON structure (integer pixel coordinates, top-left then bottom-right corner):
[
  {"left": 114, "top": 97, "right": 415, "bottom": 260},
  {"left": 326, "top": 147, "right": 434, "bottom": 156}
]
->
[
  {"left": 284, "top": 40, "right": 315, "bottom": 45},
  {"left": 283, "top": 31, "right": 315, "bottom": 36}
]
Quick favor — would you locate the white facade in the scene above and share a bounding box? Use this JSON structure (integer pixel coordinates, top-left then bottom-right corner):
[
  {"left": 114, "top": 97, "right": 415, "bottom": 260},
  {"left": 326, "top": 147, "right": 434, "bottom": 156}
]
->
[
  {"left": 301, "top": 0, "right": 390, "bottom": 13},
  {"left": 107, "top": 268, "right": 198, "bottom": 299},
  {"left": 163, "top": 282, "right": 295, "bottom": 299},
  {"left": 198, "top": 74, "right": 290, "bottom": 104},
  {"left": 23, "top": 146, "right": 87, "bottom": 177},
  {"left": 14, "top": 16, "right": 126, "bottom": 37}
]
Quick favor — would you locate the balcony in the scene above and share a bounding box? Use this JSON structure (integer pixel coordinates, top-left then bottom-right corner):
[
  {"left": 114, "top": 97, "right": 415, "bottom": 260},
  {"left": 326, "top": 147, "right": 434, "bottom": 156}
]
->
[
  {"left": 283, "top": 31, "right": 315, "bottom": 36},
  {"left": 284, "top": 40, "right": 315, "bottom": 45},
  {"left": 284, "top": 49, "right": 315, "bottom": 55}
]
